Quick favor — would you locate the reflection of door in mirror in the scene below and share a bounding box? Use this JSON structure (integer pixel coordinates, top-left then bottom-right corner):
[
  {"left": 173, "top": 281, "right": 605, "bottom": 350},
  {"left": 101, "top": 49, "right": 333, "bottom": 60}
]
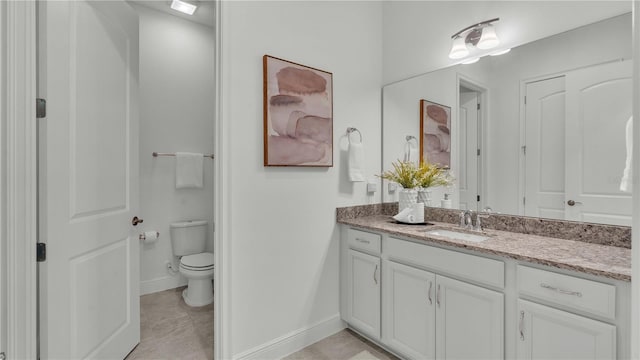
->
[
  {"left": 523, "top": 60, "right": 632, "bottom": 226},
  {"left": 459, "top": 89, "right": 480, "bottom": 211}
]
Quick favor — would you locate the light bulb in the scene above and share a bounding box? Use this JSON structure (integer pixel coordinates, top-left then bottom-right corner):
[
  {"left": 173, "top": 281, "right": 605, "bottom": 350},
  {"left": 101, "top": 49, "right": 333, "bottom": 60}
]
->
[
  {"left": 171, "top": 0, "right": 198, "bottom": 15},
  {"left": 477, "top": 25, "right": 500, "bottom": 50},
  {"left": 448, "top": 36, "right": 469, "bottom": 59}
]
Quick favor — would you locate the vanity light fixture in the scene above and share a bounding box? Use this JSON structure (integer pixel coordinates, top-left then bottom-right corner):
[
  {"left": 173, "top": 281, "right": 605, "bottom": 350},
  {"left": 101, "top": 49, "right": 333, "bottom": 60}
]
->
[
  {"left": 170, "top": 0, "right": 198, "bottom": 15},
  {"left": 490, "top": 48, "right": 512, "bottom": 56},
  {"left": 448, "top": 18, "right": 501, "bottom": 59}
]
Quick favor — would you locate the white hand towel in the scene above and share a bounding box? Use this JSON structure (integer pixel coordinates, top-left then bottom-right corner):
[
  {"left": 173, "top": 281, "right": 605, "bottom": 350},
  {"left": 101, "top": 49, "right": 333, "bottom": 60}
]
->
[
  {"left": 176, "top": 152, "right": 204, "bottom": 189},
  {"left": 392, "top": 207, "right": 415, "bottom": 223},
  {"left": 620, "top": 116, "right": 633, "bottom": 192},
  {"left": 403, "top": 142, "right": 419, "bottom": 164},
  {"left": 348, "top": 142, "right": 366, "bottom": 182}
]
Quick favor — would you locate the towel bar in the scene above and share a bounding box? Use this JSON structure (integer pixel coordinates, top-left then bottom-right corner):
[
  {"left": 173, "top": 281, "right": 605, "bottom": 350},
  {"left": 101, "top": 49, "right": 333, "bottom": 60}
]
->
[
  {"left": 346, "top": 127, "right": 362, "bottom": 142},
  {"left": 152, "top": 152, "right": 214, "bottom": 159}
]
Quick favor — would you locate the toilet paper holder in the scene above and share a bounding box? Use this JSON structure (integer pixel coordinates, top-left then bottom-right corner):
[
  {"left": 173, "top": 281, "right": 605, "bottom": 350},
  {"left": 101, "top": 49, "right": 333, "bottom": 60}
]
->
[{"left": 139, "top": 231, "right": 160, "bottom": 241}]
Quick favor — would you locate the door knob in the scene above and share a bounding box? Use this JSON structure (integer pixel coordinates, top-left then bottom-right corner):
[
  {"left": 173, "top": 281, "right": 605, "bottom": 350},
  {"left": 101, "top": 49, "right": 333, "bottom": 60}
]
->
[
  {"left": 132, "top": 216, "right": 144, "bottom": 226},
  {"left": 567, "top": 200, "right": 582, "bottom": 206}
]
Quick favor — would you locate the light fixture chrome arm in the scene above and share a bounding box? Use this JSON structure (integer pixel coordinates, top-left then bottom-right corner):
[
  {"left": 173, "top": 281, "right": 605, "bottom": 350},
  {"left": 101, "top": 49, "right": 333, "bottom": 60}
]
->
[{"left": 451, "top": 17, "right": 500, "bottom": 39}]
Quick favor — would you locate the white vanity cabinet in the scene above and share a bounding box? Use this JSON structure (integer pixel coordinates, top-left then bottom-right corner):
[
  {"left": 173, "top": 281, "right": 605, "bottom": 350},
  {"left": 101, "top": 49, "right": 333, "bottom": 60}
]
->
[
  {"left": 340, "top": 225, "right": 629, "bottom": 360},
  {"left": 345, "top": 229, "right": 382, "bottom": 340},
  {"left": 516, "top": 265, "right": 619, "bottom": 360},
  {"left": 383, "top": 260, "right": 503, "bottom": 360},
  {"left": 517, "top": 299, "right": 616, "bottom": 359}
]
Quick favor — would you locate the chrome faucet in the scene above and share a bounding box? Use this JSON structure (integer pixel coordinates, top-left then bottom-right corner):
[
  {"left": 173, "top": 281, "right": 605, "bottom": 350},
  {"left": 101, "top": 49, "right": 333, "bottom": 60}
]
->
[{"left": 460, "top": 210, "right": 473, "bottom": 230}]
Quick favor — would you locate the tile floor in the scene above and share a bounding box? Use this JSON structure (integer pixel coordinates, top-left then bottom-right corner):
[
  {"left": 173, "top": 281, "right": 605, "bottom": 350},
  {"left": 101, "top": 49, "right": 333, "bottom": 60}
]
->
[
  {"left": 126, "top": 288, "right": 394, "bottom": 360},
  {"left": 284, "top": 329, "right": 399, "bottom": 360},
  {"left": 125, "top": 286, "right": 214, "bottom": 360}
]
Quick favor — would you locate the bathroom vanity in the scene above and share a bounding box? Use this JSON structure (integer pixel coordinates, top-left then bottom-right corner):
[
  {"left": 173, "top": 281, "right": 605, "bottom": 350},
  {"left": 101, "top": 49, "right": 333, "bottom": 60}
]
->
[{"left": 337, "top": 205, "right": 631, "bottom": 360}]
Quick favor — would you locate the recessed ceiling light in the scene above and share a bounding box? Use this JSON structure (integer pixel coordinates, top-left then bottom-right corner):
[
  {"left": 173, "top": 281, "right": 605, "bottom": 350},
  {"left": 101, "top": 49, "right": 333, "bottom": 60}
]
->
[{"left": 171, "top": 0, "right": 197, "bottom": 15}]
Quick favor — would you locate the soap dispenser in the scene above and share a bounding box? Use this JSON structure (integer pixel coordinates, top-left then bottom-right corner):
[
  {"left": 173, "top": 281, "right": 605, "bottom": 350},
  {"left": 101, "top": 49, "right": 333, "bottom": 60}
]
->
[{"left": 441, "top": 193, "right": 452, "bottom": 209}]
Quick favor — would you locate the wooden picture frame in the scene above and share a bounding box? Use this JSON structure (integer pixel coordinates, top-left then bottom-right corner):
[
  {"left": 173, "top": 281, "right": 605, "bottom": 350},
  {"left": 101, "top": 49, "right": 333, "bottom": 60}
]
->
[
  {"left": 263, "top": 55, "right": 334, "bottom": 167},
  {"left": 420, "top": 99, "right": 451, "bottom": 168}
]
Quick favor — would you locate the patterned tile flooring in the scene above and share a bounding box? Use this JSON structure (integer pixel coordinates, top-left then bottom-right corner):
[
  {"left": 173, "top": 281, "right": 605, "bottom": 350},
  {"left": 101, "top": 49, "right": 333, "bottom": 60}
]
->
[{"left": 284, "top": 329, "right": 399, "bottom": 360}]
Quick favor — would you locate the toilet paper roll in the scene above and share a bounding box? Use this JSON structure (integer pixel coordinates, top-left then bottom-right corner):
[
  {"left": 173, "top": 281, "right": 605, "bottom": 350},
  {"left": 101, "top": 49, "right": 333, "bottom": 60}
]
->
[{"left": 141, "top": 231, "right": 159, "bottom": 245}]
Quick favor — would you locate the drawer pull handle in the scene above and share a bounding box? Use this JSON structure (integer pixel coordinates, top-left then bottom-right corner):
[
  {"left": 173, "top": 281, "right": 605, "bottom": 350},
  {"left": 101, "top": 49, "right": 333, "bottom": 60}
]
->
[
  {"left": 540, "top": 283, "right": 583, "bottom": 297},
  {"left": 436, "top": 284, "right": 441, "bottom": 307},
  {"left": 355, "top": 238, "right": 371, "bottom": 244},
  {"left": 373, "top": 264, "right": 378, "bottom": 285},
  {"left": 519, "top": 311, "right": 525, "bottom": 341},
  {"left": 428, "top": 281, "right": 433, "bottom": 305}
]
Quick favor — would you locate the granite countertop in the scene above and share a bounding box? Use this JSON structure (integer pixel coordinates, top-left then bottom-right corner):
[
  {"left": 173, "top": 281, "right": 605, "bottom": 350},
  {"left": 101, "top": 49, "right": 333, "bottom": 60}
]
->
[{"left": 339, "top": 215, "right": 631, "bottom": 281}]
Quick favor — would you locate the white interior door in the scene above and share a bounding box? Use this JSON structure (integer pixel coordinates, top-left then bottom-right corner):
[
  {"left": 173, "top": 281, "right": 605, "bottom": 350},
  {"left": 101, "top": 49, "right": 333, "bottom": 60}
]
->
[
  {"left": 524, "top": 76, "right": 566, "bottom": 220},
  {"left": 565, "top": 60, "right": 632, "bottom": 225},
  {"left": 38, "top": 1, "right": 140, "bottom": 358},
  {"left": 459, "top": 91, "right": 479, "bottom": 211}
]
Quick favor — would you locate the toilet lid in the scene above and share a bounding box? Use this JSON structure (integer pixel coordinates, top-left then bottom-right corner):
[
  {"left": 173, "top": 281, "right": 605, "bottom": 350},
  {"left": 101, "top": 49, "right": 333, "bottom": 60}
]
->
[{"left": 181, "top": 252, "right": 215, "bottom": 268}]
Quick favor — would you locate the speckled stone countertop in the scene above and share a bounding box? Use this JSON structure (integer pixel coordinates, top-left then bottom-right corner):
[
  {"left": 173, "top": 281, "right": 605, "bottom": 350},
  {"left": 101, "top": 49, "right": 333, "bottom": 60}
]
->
[{"left": 338, "top": 215, "right": 631, "bottom": 281}]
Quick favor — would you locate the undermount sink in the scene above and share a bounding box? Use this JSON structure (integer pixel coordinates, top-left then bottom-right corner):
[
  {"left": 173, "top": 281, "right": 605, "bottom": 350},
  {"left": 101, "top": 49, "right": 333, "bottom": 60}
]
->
[{"left": 425, "top": 229, "right": 489, "bottom": 243}]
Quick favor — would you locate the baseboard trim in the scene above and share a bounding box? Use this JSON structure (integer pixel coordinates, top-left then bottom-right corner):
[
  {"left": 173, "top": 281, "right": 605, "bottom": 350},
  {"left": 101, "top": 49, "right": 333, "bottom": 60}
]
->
[
  {"left": 140, "top": 275, "right": 187, "bottom": 295},
  {"left": 234, "top": 314, "right": 346, "bottom": 360}
]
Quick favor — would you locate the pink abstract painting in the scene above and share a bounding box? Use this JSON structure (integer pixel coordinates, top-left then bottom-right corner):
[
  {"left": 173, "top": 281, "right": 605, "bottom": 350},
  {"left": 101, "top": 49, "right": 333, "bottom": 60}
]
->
[
  {"left": 263, "top": 55, "right": 333, "bottom": 167},
  {"left": 420, "top": 100, "right": 451, "bottom": 168}
]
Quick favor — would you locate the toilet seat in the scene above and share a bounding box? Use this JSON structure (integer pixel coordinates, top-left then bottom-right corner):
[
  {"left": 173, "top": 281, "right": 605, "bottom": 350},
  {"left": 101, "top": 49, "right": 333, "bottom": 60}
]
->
[{"left": 180, "top": 252, "right": 215, "bottom": 271}]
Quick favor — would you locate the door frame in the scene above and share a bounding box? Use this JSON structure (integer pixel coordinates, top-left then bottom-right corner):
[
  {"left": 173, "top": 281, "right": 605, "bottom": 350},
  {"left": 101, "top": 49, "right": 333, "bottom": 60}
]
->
[
  {"left": 456, "top": 75, "right": 488, "bottom": 211},
  {"left": 2, "top": 1, "right": 38, "bottom": 359},
  {"left": 1, "top": 0, "right": 229, "bottom": 359}
]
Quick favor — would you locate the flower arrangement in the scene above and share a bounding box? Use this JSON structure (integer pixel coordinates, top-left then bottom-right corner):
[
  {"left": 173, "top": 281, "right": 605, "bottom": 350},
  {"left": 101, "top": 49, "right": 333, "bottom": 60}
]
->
[
  {"left": 378, "top": 160, "right": 419, "bottom": 189},
  {"left": 416, "top": 161, "right": 454, "bottom": 189},
  {"left": 379, "top": 160, "right": 453, "bottom": 189}
]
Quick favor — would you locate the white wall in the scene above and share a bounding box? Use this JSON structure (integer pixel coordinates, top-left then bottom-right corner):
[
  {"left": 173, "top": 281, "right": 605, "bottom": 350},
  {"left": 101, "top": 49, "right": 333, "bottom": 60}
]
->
[
  {"left": 0, "top": 0, "right": 6, "bottom": 352},
  {"left": 134, "top": 4, "right": 215, "bottom": 295},
  {"left": 220, "top": 1, "right": 383, "bottom": 357}
]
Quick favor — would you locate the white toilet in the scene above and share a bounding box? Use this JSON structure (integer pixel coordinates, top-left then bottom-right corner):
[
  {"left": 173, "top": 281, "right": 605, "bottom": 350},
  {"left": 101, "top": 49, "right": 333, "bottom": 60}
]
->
[{"left": 170, "top": 220, "right": 214, "bottom": 307}]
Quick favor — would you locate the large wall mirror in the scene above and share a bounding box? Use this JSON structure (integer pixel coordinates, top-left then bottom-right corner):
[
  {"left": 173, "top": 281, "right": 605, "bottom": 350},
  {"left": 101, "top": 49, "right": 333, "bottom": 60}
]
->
[{"left": 382, "top": 3, "right": 632, "bottom": 226}]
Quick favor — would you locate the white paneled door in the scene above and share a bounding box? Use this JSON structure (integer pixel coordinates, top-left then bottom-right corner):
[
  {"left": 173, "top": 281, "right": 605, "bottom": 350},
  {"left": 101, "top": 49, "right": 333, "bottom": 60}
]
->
[
  {"left": 565, "top": 60, "right": 632, "bottom": 225},
  {"left": 459, "top": 91, "right": 480, "bottom": 211},
  {"left": 524, "top": 76, "right": 566, "bottom": 220},
  {"left": 39, "top": 1, "right": 140, "bottom": 359}
]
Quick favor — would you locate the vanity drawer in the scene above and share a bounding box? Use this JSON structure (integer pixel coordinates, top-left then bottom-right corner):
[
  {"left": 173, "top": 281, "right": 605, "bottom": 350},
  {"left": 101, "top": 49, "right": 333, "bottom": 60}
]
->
[
  {"left": 386, "top": 236, "right": 504, "bottom": 289},
  {"left": 348, "top": 228, "right": 381, "bottom": 255},
  {"left": 517, "top": 265, "right": 616, "bottom": 320}
]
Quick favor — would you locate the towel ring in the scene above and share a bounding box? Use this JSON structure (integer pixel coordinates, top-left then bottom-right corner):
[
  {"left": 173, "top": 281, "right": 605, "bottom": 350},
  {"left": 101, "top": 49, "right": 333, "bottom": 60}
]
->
[
  {"left": 347, "top": 127, "right": 362, "bottom": 143},
  {"left": 406, "top": 135, "right": 417, "bottom": 142}
]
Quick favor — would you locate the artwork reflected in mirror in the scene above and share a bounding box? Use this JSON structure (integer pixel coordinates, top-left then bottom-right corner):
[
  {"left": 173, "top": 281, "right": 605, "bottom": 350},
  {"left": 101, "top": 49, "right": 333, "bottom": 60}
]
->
[
  {"left": 263, "top": 55, "right": 333, "bottom": 167},
  {"left": 420, "top": 100, "right": 451, "bottom": 168}
]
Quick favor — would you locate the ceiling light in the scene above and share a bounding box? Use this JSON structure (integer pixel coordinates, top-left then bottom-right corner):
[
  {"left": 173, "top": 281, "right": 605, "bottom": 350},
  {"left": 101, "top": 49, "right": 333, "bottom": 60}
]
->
[
  {"left": 489, "top": 48, "right": 511, "bottom": 56},
  {"left": 477, "top": 24, "right": 500, "bottom": 49},
  {"left": 171, "top": 0, "right": 197, "bottom": 15},
  {"left": 448, "top": 36, "right": 469, "bottom": 59},
  {"left": 461, "top": 57, "right": 480, "bottom": 65},
  {"left": 448, "top": 18, "right": 501, "bottom": 60}
]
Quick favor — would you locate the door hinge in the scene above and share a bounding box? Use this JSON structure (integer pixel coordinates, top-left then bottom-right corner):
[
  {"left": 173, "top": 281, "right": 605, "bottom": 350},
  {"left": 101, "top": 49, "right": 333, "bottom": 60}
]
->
[
  {"left": 37, "top": 243, "right": 46, "bottom": 262},
  {"left": 523, "top": 197, "right": 526, "bottom": 206},
  {"left": 36, "top": 98, "right": 46, "bottom": 118},
  {"left": 477, "top": 149, "right": 480, "bottom": 156},
  {"left": 477, "top": 195, "right": 481, "bottom": 202},
  {"left": 524, "top": 96, "right": 527, "bottom": 105},
  {"left": 477, "top": 103, "right": 480, "bottom": 110},
  {"left": 522, "top": 145, "right": 526, "bottom": 155}
]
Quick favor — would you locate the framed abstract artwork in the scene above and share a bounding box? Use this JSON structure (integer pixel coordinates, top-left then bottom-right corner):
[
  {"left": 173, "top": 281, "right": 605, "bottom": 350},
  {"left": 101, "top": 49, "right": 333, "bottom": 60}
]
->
[
  {"left": 263, "top": 55, "right": 334, "bottom": 167},
  {"left": 420, "top": 99, "right": 451, "bottom": 168}
]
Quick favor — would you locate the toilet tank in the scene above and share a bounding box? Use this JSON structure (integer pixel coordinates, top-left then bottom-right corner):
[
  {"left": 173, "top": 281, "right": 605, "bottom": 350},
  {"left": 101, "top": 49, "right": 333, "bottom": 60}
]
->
[{"left": 170, "top": 220, "right": 208, "bottom": 256}]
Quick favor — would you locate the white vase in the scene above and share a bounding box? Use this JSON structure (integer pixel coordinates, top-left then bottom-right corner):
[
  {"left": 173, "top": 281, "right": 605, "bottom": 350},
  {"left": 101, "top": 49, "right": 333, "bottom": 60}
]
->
[
  {"left": 398, "top": 189, "right": 418, "bottom": 212},
  {"left": 417, "top": 188, "right": 433, "bottom": 207}
]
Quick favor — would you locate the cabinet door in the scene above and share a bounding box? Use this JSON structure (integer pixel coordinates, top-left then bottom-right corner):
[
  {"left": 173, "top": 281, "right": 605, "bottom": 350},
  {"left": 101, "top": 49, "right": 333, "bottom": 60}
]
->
[
  {"left": 517, "top": 299, "right": 616, "bottom": 360},
  {"left": 347, "top": 249, "right": 381, "bottom": 339},
  {"left": 383, "top": 260, "right": 436, "bottom": 360},
  {"left": 435, "top": 275, "right": 504, "bottom": 359}
]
